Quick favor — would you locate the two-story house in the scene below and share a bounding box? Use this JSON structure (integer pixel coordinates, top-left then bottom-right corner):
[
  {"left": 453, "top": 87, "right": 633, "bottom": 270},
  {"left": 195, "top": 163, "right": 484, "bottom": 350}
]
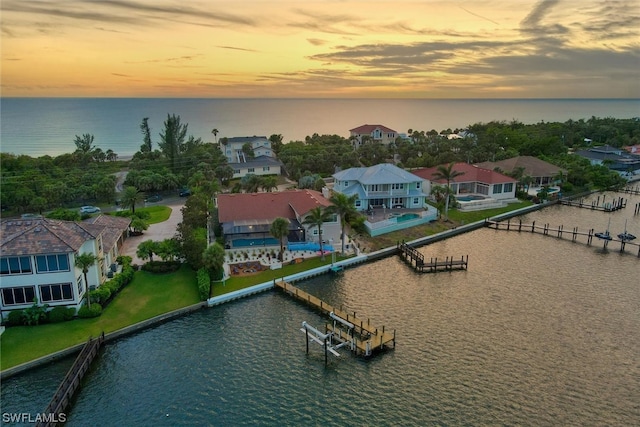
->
[
  {"left": 0, "top": 216, "right": 131, "bottom": 318},
  {"left": 332, "top": 163, "right": 428, "bottom": 211},
  {"left": 216, "top": 190, "right": 340, "bottom": 249},
  {"left": 220, "top": 136, "right": 283, "bottom": 179},
  {"left": 349, "top": 125, "right": 398, "bottom": 149}
]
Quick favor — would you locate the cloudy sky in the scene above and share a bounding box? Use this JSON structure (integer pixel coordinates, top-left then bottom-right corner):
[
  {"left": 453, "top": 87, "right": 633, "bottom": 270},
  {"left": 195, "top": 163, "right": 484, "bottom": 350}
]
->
[{"left": 1, "top": 0, "right": 639, "bottom": 98}]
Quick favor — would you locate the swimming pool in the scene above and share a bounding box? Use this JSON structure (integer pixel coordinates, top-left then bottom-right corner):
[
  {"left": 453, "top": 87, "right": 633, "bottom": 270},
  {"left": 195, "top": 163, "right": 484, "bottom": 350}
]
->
[
  {"left": 394, "top": 213, "right": 420, "bottom": 222},
  {"left": 457, "top": 195, "right": 486, "bottom": 202},
  {"left": 287, "top": 242, "right": 335, "bottom": 252},
  {"left": 232, "top": 238, "right": 279, "bottom": 247}
]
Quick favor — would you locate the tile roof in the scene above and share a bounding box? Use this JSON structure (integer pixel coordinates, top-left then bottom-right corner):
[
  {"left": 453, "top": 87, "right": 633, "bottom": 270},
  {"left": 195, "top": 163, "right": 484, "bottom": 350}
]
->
[
  {"left": 85, "top": 214, "right": 132, "bottom": 252},
  {"left": 217, "top": 189, "right": 332, "bottom": 223},
  {"left": 1, "top": 218, "right": 99, "bottom": 256},
  {"left": 412, "top": 163, "right": 516, "bottom": 185},
  {"left": 475, "top": 156, "right": 565, "bottom": 178},
  {"left": 333, "top": 163, "right": 420, "bottom": 185},
  {"left": 349, "top": 124, "right": 397, "bottom": 134}
]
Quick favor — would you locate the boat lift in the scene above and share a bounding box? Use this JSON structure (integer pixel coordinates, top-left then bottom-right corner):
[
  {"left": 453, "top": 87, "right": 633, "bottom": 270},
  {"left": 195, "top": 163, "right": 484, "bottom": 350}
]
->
[{"left": 301, "top": 312, "right": 357, "bottom": 364}]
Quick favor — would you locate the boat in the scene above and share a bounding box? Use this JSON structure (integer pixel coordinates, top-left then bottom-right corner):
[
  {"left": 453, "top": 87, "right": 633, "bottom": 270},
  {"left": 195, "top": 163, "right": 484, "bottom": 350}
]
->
[
  {"left": 595, "top": 218, "right": 613, "bottom": 240},
  {"left": 617, "top": 219, "right": 637, "bottom": 241}
]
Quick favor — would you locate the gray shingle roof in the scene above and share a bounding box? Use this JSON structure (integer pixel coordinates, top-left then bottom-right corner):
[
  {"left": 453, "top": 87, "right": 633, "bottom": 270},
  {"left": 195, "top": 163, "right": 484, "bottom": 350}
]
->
[{"left": 333, "top": 163, "right": 420, "bottom": 185}]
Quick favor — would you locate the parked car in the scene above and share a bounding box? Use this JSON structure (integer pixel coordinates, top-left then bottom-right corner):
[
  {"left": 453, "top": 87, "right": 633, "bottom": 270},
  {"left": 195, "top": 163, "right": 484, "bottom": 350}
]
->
[
  {"left": 179, "top": 188, "right": 191, "bottom": 197},
  {"left": 80, "top": 206, "right": 101, "bottom": 214},
  {"left": 145, "top": 194, "right": 163, "bottom": 203}
]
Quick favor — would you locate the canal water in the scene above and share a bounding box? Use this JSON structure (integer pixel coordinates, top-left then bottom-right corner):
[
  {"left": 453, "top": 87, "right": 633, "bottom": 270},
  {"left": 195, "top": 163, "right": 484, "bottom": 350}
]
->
[{"left": 3, "top": 192, "right": 639, "bottom": 426}]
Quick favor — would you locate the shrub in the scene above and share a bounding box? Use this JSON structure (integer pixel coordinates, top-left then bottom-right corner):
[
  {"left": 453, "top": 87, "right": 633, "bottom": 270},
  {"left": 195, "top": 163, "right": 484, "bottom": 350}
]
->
[
  {"left": 23, "top": 300, "right": 49, "bottom": 326},
  {"left": 197, "top": 268, "right": 211, "bottom": 301},
  {"left": 48, "top": 306, "right": 76, "bottom": 323},
  {"left": 90, "top": 287, "right": 112, "bottom": 306},
  {"left": 141, "top": 260, "right": 181, "bottom": 273},
  {"left": 78, "top": 303, "right": 103, "bottom": 318},
  {"left": 7, "top": 309, "right": 25, "bottom": 326}
]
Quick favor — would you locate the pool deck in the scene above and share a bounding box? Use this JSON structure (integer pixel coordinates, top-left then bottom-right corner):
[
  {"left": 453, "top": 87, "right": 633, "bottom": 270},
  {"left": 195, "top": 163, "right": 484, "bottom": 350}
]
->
[{"left": 364, "top": 207, "right": 424, "bottom": 223}]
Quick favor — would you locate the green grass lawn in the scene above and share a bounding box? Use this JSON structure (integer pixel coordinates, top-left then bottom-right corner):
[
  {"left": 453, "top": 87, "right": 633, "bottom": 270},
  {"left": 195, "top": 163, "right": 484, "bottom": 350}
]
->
[
  {"left": 135, "top": 205, "right": 172, "bottom": 224},
  {"left": 0, "top": 265, "right": 198, "bottom": 370}
]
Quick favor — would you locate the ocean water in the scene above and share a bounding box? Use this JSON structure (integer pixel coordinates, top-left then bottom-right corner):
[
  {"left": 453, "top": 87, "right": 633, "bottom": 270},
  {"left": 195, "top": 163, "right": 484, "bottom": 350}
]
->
[
  {"left": 1, "top": 98, "right": 639, "bottom": 157},
  {"left": 2, "top": 192, "right": 639, "bottom": 426}
]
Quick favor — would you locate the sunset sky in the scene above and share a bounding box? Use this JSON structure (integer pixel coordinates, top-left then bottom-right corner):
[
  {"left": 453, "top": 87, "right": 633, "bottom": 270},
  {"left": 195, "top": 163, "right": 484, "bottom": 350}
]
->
[{"left": 1, "top": 0, "right": 639, "bottom": 98}]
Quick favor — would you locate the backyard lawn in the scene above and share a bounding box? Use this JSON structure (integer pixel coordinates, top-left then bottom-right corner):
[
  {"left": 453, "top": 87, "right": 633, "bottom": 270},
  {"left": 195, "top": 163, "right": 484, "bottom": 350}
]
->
[{"left": 1, "top": 265, "right": 198, "bottom": 370}]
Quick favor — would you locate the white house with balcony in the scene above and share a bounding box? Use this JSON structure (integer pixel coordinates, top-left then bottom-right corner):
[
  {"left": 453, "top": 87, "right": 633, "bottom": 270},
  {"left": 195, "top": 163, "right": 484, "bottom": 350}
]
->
[
  {"left": 333, "top": 163, "right": 430, "bottom": 211},
  {"left": 219, "top": 136, "right": 283, "bottom": 178},
  {"left": 0, "top": 216, "right": 130, "bottom": 318}
]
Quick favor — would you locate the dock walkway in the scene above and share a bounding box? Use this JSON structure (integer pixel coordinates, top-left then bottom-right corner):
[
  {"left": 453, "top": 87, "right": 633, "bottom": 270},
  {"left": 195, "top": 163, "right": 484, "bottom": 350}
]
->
[
  {"left": 397, "top": 242, "right": 468, "bottom": 273},
  {"left": 274, "top": 280, "right": 395, "bottom": 357}
]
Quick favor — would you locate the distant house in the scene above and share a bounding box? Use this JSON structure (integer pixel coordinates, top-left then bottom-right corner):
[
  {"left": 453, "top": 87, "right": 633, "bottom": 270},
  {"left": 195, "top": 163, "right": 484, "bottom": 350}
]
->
[
  {"left": 475, "top": 156, "right": 566, "bottom": 188},
  {"left": 574, "top": 145, "right": 640, "bottom": 175},
  {"left": 216, "top": 190, "right": 340, "bottom": 249},
  {"left": 0, "top": 215, "right": 131, "bottom": 318},
  {"left": 332, "top": 163, "right": 429, "bottom": 211},
  {"left": 349, "top": 124, "right": 398, "bottom": 149},
  {"left": 220, "top": 136, "right": 283, "bottom": 179}
]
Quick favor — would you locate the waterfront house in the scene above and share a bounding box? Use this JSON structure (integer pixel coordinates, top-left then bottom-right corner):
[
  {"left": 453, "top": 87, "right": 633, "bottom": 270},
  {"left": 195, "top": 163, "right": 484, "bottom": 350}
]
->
[
  {"left": 216, "top": 190, "right": 340, "bottom": 249},
  {"left": 574, "top": 145, "right": 640, "bottom": 177},
  {"left": 349, "top": 124, "right": 398, "bottom": 149},
  {"left": 413, "top": 163, "right": 518, "bottom": 211},
  {"left": 475, "top": 156, "right": 565, "bottom": 188},
  {"left": 220, "top": 136, "right": 283, "bottom": 179},
  {"left": 332, "top": 163, "right": 429, "bottom": 211},
  {"left": 0, "top": 215, "right": 131, "bottom": 318}
]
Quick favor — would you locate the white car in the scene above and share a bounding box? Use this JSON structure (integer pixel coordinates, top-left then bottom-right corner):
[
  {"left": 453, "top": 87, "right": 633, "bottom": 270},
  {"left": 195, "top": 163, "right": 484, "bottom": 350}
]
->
[{"left": 80, "top": 206, "right": 101, "bottom": 214}]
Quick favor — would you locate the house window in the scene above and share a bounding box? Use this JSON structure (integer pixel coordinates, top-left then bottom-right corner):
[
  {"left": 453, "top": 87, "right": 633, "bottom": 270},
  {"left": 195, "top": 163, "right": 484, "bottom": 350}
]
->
[
  {"left": 0, "top": 256, "right": 32, "bottom": 275},
  {"left": 1, "top": 286, "right": 36, "bottom": 306},
  {"left": 504, "top": 183, "right": 514, "bottom": 193},
  {"left": 343, "top": 181, "right": 349, "bottom": 187},
  {"left": 413, "top": 198, "right": 419, "bottom": 204},
  {"left": 248, "top": 168, "right": 255, "bottom": 173},
  {"left": 35, "top": 254, "right": 70, "bottom": 273},
  {"left": 263, "top": 166, "right": 270, "bottom": 172},
  {"left": 77, "top": 275, "right": 85, "bottom": 296},
  {"left": 265, "top": 150, "right": 271, "bottom": 156},
  {"left": 234, "top": 169, "right": 240, "bottom": 174},
  {"left": 355, "top": 200, "right": 362, "bottom": 208},
  {"left": 312, "top": 229, "right": 319, "bottom": 235},
  {"left": 416, "top": 182, "right": 421, "bottom": 189},
  {"left": 39, "top": 283, "right": 73, "bottom": 303},
  {"left": 392, "top": 183, "right": 404, "bottom": 190},
  {"left": 493, "top": 184, "right": 503, "bottom": 194}
]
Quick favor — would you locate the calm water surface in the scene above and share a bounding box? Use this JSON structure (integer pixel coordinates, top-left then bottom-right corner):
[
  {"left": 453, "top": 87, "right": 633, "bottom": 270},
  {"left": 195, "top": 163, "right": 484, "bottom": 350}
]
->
[
  {"left": 2, "top": 98, "right": 639, "bottom": 157},
  {"left": 2, "top": 194, "right": 639, "bottom": 426}
]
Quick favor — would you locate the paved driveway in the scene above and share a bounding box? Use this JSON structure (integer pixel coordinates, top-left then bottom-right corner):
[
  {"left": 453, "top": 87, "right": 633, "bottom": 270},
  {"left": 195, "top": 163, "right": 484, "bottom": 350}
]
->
[{"left": 121, "top": 200, "right": 185, "bottom": 265}]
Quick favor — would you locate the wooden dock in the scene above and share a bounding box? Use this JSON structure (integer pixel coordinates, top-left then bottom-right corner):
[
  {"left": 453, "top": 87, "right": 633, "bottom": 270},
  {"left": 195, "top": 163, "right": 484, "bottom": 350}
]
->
[
  {"left": 559, "top": 195, "right": 627, "bottom": 212},
  {"left": 37, "top": 333, "right": 104, "bottom": 427},
  {"left": 485, "top": 219, "right": 640, "bottom": 257},
  {"left": 274, "top": 280, "right": 396, "bottom": 357},
  {"left": 397, "top": 242, "right": 468, "bottom": 273}
]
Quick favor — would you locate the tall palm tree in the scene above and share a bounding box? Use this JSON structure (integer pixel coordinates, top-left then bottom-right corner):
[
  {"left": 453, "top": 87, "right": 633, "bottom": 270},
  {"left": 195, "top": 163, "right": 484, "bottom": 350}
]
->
[
  {"left": 270, "top": 217, "right": 290, "bottom": 261},
  {"left": 203, "top": 242, "right": 226, "bottom": 282},
  {"left": 329, "top": 192, "right": 358, "bottom": 255},
  {"left": 211, "top": 128, "right": 219, "bottom": 145},
  {"left": 302, "top": 206, "right": 332, "bottom": 261},
  {"left": 432, "top": 162, "right": 464, "bottom": 221},
  {"left": 75, "top": 252, "right": 98, "bottom": 308}
]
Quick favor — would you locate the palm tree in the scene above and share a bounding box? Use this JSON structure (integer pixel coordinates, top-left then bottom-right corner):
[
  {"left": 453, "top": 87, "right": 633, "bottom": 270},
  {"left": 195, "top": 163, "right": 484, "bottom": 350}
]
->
[
  {"left": 75, "top": 252, "right": 98, "bottom": 308},
  {"left": 121, "top": 186, "right": 140, "bottom": 214},
  {"left": 329, "top": 192, "right": 358, "bottom": 255},
  {"left": 211, "top": 128, "right": 219, "bottom": 145},
  {"left": 203, "top": 242, "right": 226, "bottom": 282},
  {"left": 136, "top": 240, "right": 157, "bottom": 262},
  {"left": 432, "top": 162, "right": 464, "bottom": 221},
  {"left": 302, "top": 207, "right": 332, "bottom": 261},
  {"left": 270, "top": 217, "right": 290, "bottom": 261}
]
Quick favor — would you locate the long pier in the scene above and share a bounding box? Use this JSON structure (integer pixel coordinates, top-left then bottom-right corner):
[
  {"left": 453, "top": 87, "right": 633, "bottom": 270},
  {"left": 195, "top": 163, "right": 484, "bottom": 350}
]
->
[
  {"left": 37, "top": 333, "right": 105, "bottom": 427},
  {"left": 274, "top": 280, "right": 396, "bottom": 357},
  {"left": 618, "top": 185, "right": 640, "bottom": 196},
  {"left": 397, "top": 242, "right": 468, "bottom": 273},
  {"left": 559, "top": 195, "right": 627, "bottom": 212},
  {"left": 485, "top": 219, "right": 640, "bottom": 257}
]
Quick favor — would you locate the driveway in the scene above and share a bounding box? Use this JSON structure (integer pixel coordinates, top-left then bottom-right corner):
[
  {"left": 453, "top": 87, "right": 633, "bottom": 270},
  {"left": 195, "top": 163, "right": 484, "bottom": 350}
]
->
[{"left": 121, "top": 200, "right": 185, "bottom": 265}]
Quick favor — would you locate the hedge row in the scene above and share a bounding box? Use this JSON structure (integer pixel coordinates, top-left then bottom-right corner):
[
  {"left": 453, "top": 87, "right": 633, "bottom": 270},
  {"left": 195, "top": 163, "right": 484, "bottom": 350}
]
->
[{"left": 197, "top": 268, "right": 211, "bottom": 301}]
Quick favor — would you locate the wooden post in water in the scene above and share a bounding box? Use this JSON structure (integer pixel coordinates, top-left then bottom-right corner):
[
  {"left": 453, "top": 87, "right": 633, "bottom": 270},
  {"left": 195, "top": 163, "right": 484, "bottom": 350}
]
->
[{"left": 531, "top": 221, "right": 535, "bottom": 232}]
